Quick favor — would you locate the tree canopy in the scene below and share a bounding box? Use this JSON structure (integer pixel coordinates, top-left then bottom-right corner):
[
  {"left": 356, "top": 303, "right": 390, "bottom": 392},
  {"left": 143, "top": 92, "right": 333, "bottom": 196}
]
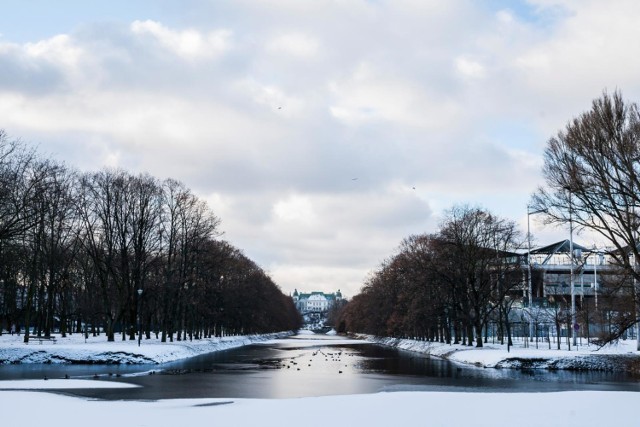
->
[
  {"left": 338, "top": 205, "right": 523, "bottom": 347},
  {"left": 0, "top": 131, "right": 301, "bottom": 342}
]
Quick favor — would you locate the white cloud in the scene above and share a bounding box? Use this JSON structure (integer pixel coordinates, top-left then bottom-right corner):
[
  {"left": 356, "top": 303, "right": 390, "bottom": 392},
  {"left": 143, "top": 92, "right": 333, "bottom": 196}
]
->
[
  {"left": 130, "top": 20, "right": 231, "bottom": 60},
  {"left": 455, "top": 56, "right": 486, "bottom": 79},
  {"left": 24, "top": 34, "right": 83, "bottom": 70},
  {"left": 328, "top": 63, "right": 461, "bottom": 128},
  {"left": 2, "top": 0, "right": 640, "bottom": 297},
  {"left": 265, "top": 32, "right": 320, "bottom": 59},
  {"left": 236, "top": 78, "right": 306, "bottom": 117},
  {"left": 273, "top": 195, "right": 317, "bottom": 225},
  {"left": 496, "top": 9, "right": 516, "bottom": 25},
  {"left": 510, "top": 0, "right": 640, "bottom": 123}
]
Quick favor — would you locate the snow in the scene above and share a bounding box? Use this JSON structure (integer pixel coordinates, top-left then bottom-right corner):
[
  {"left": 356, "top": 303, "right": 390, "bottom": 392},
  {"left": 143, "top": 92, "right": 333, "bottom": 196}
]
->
[
  {"left": 0, "top": 333, "right": 638, "bottom": 426},
  {"left": 0, "top": 388, "right": 637, "bottom": 427},
  {"left": 0, "top": 332, "right": 293, "bottom": 364},
  {"left": 366, "top": 335, "right": 640, "bottom": 372},
  {"left": 2, "top": 330, "right": 639, "bottom": 373},
  {"left": 0, "top": 379, "right": 138, "bottom": 389}
]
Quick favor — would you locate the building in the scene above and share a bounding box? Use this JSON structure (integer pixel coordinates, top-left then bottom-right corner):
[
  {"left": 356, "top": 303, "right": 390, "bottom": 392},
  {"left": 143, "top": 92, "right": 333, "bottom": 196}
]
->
[
  {"left": 527, "top": 239, "right": 613, "bottom": 302},
  {"left": 292, "top": 289, "right": 343, "bottom": 314},
  {"left": 518, "top": 239, "right": 640, "bottom": 340}
]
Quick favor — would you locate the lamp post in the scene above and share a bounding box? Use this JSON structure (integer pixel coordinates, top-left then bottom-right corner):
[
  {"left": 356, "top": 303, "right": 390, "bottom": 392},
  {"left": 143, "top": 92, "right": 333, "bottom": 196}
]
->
[
  {"left": 567, "top": 189, "right": 577, "bottom": 348},
  {"left": 137, "top": 289, "right": 143, "bottom": 347},
  {"left": 527, "top": 206, "right": 546, "bottom": 342},
  {"left": 592, "top": 247, "right": 604, "bottom": 310}
]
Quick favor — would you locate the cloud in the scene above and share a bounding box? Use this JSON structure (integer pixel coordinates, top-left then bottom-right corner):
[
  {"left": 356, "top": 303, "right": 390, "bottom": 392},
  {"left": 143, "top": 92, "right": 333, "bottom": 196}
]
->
[
  {"left": 455, "top": 56, "right": 486, "bottom": 79},
  {"left": 130, "top": 20, "right": 232, "bottom": 60},
  {"left": 509, "top": 0, "right": 640, "bottom": 127},
  {"left": 24, "top": 34, "right": 83, "bottom": 70},
  {"left": 328, "top": 62, "right": 463, "bottom": 129},
  {"left": 200, "top": 182, "right": 436, "bottom": 295},
  {"left": 0, "top": 40, "right": 68, "bottom": 93},
  {"left": 265, "top": 32, "right": 321, "bottom": 59},
  {"left": 2, "top": 1, "right": 640, "bottom": 297}
]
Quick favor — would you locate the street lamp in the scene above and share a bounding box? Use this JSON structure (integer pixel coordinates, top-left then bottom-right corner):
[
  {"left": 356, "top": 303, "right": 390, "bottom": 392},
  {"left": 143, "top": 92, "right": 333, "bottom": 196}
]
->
[
  {"left": 527, "top": 205, "right": 546, "bottom": 342},
  {"left": 592, "top": 246, "right": 604, "bottom": 310},
  {"left": 566, "top": 187, "right": 577, "bottom": 349},
  {"left": 137, "top": 289, "right": 143, "bottom": 347}
]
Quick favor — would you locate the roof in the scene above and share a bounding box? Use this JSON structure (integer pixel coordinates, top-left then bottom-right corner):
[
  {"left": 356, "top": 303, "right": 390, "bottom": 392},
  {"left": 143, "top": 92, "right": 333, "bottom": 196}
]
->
[
  {"left": 531, "top": 239, "right": 590, "bottom": 255},
  {"left": 296, "top": 291, "right": 341, "bottom": 301},
  {"left": 530, "top": 239, "right": 592, "bottom": 266}
]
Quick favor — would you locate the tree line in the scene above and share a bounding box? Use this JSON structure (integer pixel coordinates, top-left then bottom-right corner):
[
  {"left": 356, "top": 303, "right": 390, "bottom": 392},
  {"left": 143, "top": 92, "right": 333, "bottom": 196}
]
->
[
  {"left": 337, "top": 206, "right": 523, "bottom": 348},
  {"left": 0, "top": 130, "right": 301, "bottom": 343}
]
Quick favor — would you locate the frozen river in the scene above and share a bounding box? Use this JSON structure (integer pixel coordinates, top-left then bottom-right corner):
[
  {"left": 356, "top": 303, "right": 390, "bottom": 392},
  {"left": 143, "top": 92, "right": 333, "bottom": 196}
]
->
[{"left": 1, "top": 333, "right": 638, "bottom": 399}]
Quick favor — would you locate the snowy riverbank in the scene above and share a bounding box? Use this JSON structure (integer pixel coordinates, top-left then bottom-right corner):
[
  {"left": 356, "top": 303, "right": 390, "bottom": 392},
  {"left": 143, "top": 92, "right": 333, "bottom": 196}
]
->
[
  {"left": 0, "top": 331, "right": 638, "bottom": 427},
  {"left": 0, "top": 385, "right": 638, "bottom": 427},
  {"left": 366, "top": 335, "right": 640, "bottom": 373},
  {"left": 2, "top": 330, "right": 640, "bottom": 374},
  {"left": 0, "top": 331, "right": 293, "bottom": 364}
]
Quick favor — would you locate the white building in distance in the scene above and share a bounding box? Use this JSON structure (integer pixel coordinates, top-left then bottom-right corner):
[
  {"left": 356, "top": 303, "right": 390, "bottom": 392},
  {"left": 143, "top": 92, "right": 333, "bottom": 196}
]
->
[{"left": 292, "top": 289, "right": 343, "bottom": 313}]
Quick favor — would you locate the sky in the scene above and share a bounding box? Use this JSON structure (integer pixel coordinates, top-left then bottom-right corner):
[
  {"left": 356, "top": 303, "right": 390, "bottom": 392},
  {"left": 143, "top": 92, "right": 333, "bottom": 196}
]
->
[{"left": 2, "top": 0, "right": 640, "bottom": 298}]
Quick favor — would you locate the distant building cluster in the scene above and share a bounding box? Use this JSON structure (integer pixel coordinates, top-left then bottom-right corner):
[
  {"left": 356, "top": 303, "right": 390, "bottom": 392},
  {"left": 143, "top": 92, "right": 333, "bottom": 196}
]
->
[{"left": 292, "top": 289, "right": 343, "bottom": 314}]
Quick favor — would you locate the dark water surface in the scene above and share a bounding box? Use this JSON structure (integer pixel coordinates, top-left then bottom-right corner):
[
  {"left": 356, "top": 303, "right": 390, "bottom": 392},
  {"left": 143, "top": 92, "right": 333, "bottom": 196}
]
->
[{"left": 1, "top": 334, "right": 639, "bottom": 400}]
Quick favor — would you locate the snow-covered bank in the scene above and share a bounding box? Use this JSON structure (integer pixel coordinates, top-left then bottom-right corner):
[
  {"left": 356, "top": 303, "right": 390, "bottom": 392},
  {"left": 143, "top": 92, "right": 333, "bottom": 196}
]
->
[
  {"left": 0, "top": 331, "right": 293, "bottom": 364},
  {"left": 0, "top": 389, "right": 637, "bottom": 427},
  {"left": 0, "top": 379, "right": 138, "bottom": 389},
  {"left": 366, "top": 336, "right": 640, "bottom": 373}
]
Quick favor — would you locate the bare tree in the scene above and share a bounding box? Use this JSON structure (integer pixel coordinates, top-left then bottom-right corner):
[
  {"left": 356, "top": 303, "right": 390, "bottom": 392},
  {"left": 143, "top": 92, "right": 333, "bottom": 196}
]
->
[
  {"left": 1, "top": 132, "right": 301, "bottom": 340},
  {"left": 437, "top": 205, "right": 523, "bottom": 347},
  {"left": 158, "top": 179, "right": 220, "bottom": 342},
  {"left": 27, "top": 161, "right": 78, "bottom": 339},
  {"left": 532, "top": 90, "right": 640, "bottom": 349},
  {"left": 0, "top": 131, "right": 40, "bottom": 243},
  {"left": 339, "top": 205, "right": 522, "bottom": 348},
  {"left": 76, "top": 170, "right": 123, "bottom": 341}
]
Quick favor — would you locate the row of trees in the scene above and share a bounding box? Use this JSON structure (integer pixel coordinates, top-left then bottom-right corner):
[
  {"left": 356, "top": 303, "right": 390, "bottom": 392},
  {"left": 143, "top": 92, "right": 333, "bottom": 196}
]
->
[
  {"left": 338, "top": 206, "right": 523, "bottom": 348},
  {"left": 0, "top": 131, "right": 301, "bottom": 343},
  {"left": 338, "top": 91, "right": 640, "bottom": 349}
]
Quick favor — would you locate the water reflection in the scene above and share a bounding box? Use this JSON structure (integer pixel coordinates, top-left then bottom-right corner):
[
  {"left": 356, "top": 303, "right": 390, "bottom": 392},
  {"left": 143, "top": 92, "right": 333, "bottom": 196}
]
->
[{"left": 1, "top": 334, "right": 639, "bottom": 400}]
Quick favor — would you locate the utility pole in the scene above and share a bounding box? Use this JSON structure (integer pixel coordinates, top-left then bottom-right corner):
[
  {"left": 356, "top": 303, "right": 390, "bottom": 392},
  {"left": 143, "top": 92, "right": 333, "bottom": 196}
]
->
[
  {"left": 568, "top": 191, "right": 577, "bottom": 348},
  {"left": 137, "top": 289, "right": 143, "bottom": 347},
  {"left": 527, "top": 206, "right": 546, "bottom": 342}
]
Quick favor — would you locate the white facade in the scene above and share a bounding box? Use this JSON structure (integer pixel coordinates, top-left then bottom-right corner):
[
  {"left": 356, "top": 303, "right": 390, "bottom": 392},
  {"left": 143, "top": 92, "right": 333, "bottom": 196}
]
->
[
  {"left": 305, "top": 294, "right": 329, "bottom": 312},
  {"left": 292, "top": 289, "right": 343, "bottom": 313}
]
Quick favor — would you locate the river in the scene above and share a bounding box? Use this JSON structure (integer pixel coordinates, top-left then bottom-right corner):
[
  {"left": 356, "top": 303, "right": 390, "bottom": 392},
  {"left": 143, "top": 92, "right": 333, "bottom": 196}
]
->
[{"left": 1, "top": 333, "right": 639, "bottom": 400}]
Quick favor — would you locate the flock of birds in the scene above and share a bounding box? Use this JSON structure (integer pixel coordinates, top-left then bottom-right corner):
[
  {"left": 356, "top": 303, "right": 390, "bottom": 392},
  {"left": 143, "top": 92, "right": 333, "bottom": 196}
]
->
[{"left": 275, "top": 349, "right": 358, "bottom": 375}]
